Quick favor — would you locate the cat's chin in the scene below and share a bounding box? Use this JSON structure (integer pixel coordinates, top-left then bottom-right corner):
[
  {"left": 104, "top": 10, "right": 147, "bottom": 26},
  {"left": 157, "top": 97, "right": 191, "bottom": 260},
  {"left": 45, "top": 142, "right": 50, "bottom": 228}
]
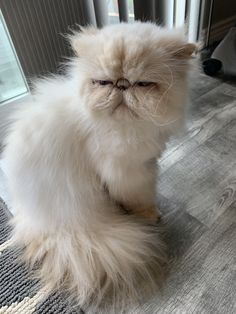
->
[{"left": 111, "top": 102, "right": 138, "bottom": 119}]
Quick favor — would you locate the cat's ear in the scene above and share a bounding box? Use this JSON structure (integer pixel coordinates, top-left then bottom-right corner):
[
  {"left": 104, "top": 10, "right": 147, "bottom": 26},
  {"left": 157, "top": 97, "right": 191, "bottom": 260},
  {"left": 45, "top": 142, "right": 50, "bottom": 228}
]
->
[
  {"left": 172, "top": 43, "right": 197, "bottom": 58},
  {"left": 158, "top": 37, "right": 197, "bottom": 59},
  {"left": 69, "top": 26, "right": 98, "bottom": 56}
]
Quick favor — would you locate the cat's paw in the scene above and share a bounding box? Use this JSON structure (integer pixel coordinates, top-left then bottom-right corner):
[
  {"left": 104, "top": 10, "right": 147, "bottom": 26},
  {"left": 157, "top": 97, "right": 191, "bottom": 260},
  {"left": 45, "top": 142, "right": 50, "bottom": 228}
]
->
[{"left": 135, "top": 206, "right": 161, "bottom": 223}]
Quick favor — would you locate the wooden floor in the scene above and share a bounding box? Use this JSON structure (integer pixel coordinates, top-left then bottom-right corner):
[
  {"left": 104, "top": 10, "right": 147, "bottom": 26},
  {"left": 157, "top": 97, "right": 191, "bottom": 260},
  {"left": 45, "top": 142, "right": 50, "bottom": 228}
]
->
[{"left": 0, "top": 73, "right": 236, "bottom": 313}]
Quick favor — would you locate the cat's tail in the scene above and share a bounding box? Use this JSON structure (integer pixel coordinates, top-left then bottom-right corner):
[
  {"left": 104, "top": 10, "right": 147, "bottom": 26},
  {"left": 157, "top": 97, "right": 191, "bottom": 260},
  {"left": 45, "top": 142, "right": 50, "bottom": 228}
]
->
[{"left": 12, "top": 213, "right": 166, "bottom": 313}]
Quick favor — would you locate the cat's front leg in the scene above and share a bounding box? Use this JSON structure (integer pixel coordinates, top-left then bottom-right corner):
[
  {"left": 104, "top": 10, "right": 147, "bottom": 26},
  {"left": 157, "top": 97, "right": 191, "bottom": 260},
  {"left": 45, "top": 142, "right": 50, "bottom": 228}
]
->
[
  {"left": 109, "top": 173, "right": 161, "bottom": 222},
  {"left": 103, "top": 157, "right": 161, "bottom": 222},
  {"left": 124, "top": 168, "right": 161, "bottom": 222}
]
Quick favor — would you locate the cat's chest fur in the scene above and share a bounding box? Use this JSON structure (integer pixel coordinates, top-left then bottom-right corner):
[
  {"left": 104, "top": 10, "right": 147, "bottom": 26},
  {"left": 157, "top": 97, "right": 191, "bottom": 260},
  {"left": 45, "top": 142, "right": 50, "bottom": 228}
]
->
[{"left": 87, "top": 122, "right": 165, "bottom": 188}]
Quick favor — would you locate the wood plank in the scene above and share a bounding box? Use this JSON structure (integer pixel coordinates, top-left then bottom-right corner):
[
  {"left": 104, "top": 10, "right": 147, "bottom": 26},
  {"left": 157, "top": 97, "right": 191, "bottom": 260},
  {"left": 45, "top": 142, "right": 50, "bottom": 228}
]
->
[
  {"left": 158, "top": 193, "right": 207, "bottom": 260},
  {"left": 189, "top": 72, "right": 221, "bottom": 100},
  {"left": 159, "top": 119, "right": 236, "bottom": 227},
  {"left": 131, "top": 202, "right": 236, "bottom": 314},
  {"left": 160, "top": 79, "right": 236, "bottom": 172},
  {"left": 160, "top": 99, "right": 236, "bottom": 172}
]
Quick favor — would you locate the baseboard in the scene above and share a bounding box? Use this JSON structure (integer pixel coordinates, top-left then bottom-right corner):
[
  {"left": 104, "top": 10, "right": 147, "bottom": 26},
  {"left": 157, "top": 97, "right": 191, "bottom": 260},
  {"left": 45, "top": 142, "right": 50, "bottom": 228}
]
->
[{"left": 205, "top": 15, "right": 236, "bottom": 45}]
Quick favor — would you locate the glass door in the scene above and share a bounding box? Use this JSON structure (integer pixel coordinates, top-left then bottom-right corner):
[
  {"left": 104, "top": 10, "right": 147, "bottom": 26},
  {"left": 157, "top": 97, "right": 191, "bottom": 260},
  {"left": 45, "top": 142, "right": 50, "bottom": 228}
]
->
[{"left": 0, "top": 10, "right": 28, "bottom": 104}]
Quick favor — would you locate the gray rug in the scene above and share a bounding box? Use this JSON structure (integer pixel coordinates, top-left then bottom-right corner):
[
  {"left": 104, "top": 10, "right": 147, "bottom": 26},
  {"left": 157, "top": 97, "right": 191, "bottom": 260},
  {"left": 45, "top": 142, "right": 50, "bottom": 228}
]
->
[{"left": 0, "top": 197, "right": 82, "bottom": 313}]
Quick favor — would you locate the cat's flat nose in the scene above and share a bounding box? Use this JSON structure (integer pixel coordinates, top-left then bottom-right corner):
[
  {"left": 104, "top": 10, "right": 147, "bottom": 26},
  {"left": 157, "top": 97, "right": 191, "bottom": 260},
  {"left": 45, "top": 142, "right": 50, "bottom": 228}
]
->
[{"left": 116, "top": 78, "right": 131, "bottom": 91}]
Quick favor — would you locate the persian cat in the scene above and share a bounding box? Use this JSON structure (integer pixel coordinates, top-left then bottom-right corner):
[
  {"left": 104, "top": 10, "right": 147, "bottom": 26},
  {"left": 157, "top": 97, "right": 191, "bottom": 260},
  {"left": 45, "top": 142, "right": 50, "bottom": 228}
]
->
[{"left": 3, "top": 22, "right": 195, "bottom": 312}]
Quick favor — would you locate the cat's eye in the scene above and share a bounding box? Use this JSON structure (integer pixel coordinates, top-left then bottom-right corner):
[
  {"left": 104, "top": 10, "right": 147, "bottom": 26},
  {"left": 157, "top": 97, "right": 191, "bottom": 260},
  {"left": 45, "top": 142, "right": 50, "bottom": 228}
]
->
[
  {"left": 92, "top": 80, "right": 113, "bottom": 86},
  {"left": 136, "top": 82, "right": 155, "bottom": 87}
]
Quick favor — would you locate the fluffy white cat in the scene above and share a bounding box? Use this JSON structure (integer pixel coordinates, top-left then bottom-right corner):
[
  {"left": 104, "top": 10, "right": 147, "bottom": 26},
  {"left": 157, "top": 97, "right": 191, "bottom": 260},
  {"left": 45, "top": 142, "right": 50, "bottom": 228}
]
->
[{"left": 3, "top": 22, "right": 195, "bottom": 312}]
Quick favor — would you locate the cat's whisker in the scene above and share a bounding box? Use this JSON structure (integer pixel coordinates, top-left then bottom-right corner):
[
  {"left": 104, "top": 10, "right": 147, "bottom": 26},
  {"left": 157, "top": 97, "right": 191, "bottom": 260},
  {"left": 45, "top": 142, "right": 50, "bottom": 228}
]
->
[{"left": 154, "top": 64, "right": 174, "bottom": 116}]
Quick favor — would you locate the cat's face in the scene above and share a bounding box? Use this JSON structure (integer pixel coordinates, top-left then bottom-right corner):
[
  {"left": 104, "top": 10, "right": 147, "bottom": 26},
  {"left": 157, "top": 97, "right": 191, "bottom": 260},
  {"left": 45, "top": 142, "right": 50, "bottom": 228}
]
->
[{"left": 71, "top": 23, "right": 196, "bottom": 124}]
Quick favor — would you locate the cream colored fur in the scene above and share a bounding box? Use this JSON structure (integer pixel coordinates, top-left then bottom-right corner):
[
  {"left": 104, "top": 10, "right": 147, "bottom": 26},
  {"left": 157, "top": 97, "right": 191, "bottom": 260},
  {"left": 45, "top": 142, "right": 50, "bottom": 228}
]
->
[{"left": 3, "top": 22, "right": 195, "bottom": 312}]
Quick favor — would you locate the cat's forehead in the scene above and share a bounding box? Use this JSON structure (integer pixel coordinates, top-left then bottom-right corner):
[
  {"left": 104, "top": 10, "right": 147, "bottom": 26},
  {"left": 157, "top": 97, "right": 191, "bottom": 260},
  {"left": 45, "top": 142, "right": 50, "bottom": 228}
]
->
[
  {"left": 73, "top": 23, "right": 193, "bottom": 81},
  {"left": 87, "top": 33, "right": 165, "bottom": 81},
  {"left": 99, "top": 42, "right": 147, "bottom": 72}
]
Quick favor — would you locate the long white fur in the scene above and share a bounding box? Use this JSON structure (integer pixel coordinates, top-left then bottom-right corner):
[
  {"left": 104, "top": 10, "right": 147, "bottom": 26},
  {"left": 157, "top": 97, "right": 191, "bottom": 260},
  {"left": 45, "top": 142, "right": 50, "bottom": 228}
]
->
[{"left": 3, "top": 22, "right": 195, "bottom": 312}]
